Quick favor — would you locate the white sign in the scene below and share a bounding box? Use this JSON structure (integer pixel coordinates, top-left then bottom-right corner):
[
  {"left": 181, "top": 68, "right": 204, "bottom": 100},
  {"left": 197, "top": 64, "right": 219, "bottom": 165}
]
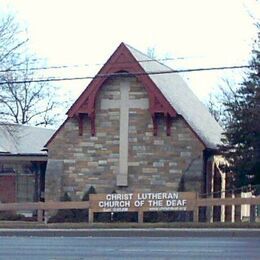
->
[{"left": 95, "top": 192, "right": 189, "bottom": 212}]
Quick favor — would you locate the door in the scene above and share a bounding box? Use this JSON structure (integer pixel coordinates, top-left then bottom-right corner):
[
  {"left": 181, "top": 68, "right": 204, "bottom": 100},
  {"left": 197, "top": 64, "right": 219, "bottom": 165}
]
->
[{"left": 0, "top": 174, "right": 16, "bottom": 203}]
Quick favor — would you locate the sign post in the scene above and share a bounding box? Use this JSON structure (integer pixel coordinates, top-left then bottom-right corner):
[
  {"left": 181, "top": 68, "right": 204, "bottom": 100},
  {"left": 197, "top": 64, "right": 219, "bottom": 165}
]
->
[
  {"left": 88, "top": 209, "right": 94, "bottom": 224},
  {"left": 138, "top": 210, "right": 144, "bottom": 223}
]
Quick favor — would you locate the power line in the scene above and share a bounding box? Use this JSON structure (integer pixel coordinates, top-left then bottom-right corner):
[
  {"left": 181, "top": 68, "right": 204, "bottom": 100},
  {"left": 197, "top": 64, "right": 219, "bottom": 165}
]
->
[
  {"left": 0, "top": 56, "right": 206, "bottom": 73},
  {"left": 0, "top": 65, "right": 252, "bottom": 85}
]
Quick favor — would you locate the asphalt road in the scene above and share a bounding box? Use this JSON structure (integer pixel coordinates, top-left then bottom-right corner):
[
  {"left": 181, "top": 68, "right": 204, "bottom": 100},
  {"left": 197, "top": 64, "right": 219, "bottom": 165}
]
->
[{"left": 0, "top": 235, "right": 260, "bottom": 259}]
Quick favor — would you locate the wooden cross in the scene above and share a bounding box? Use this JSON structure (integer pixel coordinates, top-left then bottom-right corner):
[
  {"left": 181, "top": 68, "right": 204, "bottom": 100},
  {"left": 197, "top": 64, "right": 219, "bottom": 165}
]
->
[{"left": 101, "top": 80, "right": 148, "bottom": 186}]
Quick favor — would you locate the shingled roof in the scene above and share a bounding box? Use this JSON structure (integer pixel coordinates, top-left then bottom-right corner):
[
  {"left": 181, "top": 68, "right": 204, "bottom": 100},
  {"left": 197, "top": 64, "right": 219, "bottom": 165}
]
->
[
  {"left": 0, "top": 124, "right": 55, "bottom": 155},
  {"left": 125, "top": 44, "right": 223, "bottom": 149}
]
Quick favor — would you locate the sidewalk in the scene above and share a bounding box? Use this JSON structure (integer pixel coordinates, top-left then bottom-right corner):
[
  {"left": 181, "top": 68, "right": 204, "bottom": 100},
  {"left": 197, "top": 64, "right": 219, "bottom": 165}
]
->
[
  {"left": 1, "top": 221, "right": 260, "bottom": 229},
  {"left": 0, "top": 227, "right": 260, "bottom": 237}
]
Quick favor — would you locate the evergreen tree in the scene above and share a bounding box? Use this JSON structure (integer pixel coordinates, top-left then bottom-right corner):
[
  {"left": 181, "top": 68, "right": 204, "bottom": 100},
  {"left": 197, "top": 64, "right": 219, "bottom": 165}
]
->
[
  {"left": 220, "top": 32, "right": 260, "bottom": 188},
  {"left": 82, "top": 186, "right": 96, "bottom": 201}
]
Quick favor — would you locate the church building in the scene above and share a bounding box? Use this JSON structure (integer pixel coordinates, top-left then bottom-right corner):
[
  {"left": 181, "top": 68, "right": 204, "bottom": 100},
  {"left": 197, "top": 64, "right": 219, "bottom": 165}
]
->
[{"left": 45, "top": 43, "right": 224, "bottom": 211}]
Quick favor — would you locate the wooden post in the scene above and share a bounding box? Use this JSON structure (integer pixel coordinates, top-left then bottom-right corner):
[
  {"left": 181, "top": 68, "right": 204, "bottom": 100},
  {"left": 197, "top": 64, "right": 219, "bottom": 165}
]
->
[
  {"left": 37, "top": 209, "right": 43, "bottom": 222},
  {"left": 88, "top": 209, "right": 94, "bottom": 223},
  {"left": 250, "top": 205, "right": 256, "bottom": 223},
  {"left": 206, "top": 205, "right": 213, "bottom": 223},
  {"left": 138, "top": 211, "right": 143, "bottom": 224},
  {"left": 235, "top": 192, "right": 241, "bottom": 222},
  {"left": 220, "top": 172, "right": 226, "bottom": 222},
  {"left": 193, "top": 193, "right": 199, "bottom": 223},
  {"left": 44, "top": 210, "right": 48, "bottom": 224},
  {"left": 225, "top": 190, "right": 233, "bottom": 222},
  {"left": 193, "top": 207, "right": 199, "bottom": 222}
]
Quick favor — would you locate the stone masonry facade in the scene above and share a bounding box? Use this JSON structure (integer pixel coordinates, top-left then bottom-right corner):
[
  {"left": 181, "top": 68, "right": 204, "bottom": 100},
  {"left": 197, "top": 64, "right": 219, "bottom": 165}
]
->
[{"left": 46, "top": 76, "right": 205, "bottom": 201}]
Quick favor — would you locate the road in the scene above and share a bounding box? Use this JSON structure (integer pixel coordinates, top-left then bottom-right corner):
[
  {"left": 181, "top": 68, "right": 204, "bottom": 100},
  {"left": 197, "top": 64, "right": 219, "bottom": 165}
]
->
[{"left": 0, "top": 235, "right": 260, "bottom": 259}]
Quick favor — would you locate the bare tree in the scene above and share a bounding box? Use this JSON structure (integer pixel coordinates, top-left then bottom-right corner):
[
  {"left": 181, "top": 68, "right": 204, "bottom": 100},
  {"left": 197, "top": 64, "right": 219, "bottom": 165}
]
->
[
  {"left": 0, "top": 14, "right": 60, "bottom": 126},
  {"left": 0, "top": 60, "right": 59, "bottom": 126},
  {"left": 146, "top": 47, "right": 157, "bottom": 59},
  {"left": 206, "top": 79, "right": 240, "bottom": 128},
  {"left": 0, "top": 15, "right": 27, "bottom": 69}
]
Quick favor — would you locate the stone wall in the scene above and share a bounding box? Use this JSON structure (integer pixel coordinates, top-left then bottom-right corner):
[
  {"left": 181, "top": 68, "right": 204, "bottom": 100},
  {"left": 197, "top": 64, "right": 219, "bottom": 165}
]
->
[{"left": 46, "top": 76, "right": 205, "bottom": 201}]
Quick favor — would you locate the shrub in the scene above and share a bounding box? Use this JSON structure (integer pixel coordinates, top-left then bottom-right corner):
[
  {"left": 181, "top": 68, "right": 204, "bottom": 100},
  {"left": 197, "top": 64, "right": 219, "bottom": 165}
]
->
[{"left": 48, "top": 187, "right": 96, "bottom": 223}]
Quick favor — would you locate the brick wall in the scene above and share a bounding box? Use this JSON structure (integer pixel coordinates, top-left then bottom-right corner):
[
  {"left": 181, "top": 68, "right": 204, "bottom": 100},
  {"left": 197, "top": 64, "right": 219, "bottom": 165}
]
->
[{"left": 46, "top": 76, "right": 205, "bottom": 201}]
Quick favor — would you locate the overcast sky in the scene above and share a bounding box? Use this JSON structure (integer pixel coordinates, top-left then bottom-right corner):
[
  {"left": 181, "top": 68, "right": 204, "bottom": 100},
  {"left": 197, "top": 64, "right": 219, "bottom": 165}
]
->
[{"left": 0, "top": 0, "right": 259, "bottom": 103}]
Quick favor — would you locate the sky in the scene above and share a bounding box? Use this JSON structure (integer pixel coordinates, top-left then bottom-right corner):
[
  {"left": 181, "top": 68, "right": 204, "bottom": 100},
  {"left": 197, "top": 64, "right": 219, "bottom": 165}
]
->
[{"left": 0, "top": 0, "right": 259, "bottom": 104}]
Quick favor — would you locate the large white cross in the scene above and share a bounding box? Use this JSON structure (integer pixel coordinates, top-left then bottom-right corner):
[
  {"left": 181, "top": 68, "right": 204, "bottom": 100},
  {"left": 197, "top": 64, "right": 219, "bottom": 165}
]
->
[{"left": 101, "top": 81, "right": 148, "bottom": 186}]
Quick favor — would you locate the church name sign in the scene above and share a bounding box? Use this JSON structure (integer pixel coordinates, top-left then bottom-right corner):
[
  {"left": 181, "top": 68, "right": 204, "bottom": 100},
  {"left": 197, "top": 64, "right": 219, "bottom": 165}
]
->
[{"left": 90, "top": 192, "right": 196, "bottom": 212}]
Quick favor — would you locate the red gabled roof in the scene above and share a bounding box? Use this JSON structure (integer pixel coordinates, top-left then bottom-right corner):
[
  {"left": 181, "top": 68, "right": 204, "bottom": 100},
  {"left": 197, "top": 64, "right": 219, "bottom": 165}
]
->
[{"left": 67, "top": 42, "right": 176, "bottom": 117}]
